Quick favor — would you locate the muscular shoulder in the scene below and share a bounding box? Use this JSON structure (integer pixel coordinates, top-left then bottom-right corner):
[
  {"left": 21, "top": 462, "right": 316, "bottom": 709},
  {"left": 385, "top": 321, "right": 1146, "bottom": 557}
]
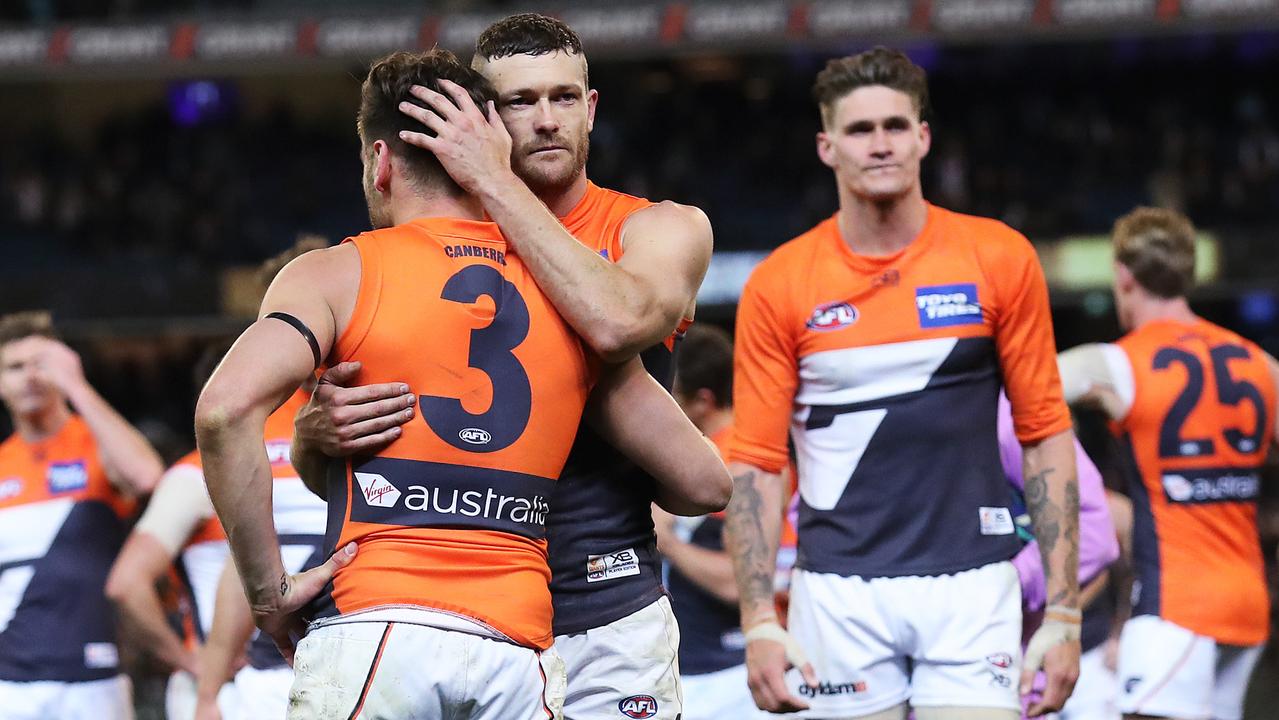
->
[{"left": 622, "top": 201, "right": 713, "bottom": 250}]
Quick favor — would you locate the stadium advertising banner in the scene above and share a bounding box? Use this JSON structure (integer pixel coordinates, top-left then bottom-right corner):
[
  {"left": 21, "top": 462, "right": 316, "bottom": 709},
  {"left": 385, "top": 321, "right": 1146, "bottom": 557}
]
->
[{"left": 0, "top": 0, "right": 1277, "bottom": 74}]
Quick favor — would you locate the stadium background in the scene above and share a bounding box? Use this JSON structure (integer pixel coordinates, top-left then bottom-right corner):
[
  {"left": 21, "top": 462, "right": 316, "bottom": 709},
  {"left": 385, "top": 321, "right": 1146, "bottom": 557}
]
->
[{"left": 1, "top": 0, "right": 1277, "bottom": 716}]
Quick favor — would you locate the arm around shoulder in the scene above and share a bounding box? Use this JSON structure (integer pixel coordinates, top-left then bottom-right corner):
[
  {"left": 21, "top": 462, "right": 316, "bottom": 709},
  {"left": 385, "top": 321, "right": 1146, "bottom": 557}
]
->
[{"left": 585, "top": 357, "right": 730, "bottom": 515}]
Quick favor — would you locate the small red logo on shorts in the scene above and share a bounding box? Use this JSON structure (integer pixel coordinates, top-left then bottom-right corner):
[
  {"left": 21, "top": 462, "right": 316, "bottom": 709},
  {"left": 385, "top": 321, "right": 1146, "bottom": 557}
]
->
[
  {"left": 618, "top": 694, "right": 658, "bottom": 718},
  {"left": 986, "top": 652, "right": 1014, "bottom": 669}
]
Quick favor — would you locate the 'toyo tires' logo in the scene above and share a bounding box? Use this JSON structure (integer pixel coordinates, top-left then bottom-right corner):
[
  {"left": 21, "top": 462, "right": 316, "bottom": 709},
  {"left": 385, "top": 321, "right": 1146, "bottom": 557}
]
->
[
  {"left": 807, "top": 301, "right": 858, "bottom": 331},
  {"left": 618, "top": 694, "right": 658, "bottom": 718},
  {"left": 458, "top": 428, "right": 492, "bottom": 445}
]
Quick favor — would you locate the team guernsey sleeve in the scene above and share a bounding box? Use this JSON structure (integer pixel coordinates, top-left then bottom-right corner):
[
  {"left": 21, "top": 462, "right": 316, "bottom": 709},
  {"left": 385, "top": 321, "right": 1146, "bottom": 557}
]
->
[
  {"left": 728, "top": 263, "right": 798, "bottom": 474},
  {"left": 989, "top": 232, "right": 1073, "bottom": 444}
]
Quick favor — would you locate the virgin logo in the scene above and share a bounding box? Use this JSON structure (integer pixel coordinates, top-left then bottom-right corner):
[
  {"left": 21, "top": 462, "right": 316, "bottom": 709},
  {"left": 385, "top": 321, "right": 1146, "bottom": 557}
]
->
[{"left": 355, "top": 472, "right": 402, "bottom": 508}]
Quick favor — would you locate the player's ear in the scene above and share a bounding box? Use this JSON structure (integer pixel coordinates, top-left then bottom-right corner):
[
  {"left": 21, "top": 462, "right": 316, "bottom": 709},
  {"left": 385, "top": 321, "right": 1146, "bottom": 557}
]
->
[
  {"left": 372, "top": 139, "right": 393, "bottom": 195},
  {"left": 1113, "top": 261, "right": 1135, "bottom": 292},
  {"left": 586, "top": 88, "right": 598, "bottom": 133},
  {"left": 816, "top": 130, "right": 837, "bottom": 169},
  {"left": 918, "top": 120, "right": 931, "bottom": 158}
]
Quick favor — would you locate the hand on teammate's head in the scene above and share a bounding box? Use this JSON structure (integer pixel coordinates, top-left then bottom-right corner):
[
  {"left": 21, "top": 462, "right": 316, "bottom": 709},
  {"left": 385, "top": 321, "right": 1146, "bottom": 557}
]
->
[{"left": 397, "top": 79, "right": 514, "bottom": 197}]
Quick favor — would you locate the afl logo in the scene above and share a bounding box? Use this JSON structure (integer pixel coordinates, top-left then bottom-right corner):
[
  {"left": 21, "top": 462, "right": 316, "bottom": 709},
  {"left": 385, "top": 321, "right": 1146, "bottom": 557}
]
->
[
  {"left": 459, "top": 428, "right": 491, "bottom": 445},
  {"left": 807, "top": 301, "right": 858, "bottom": 331},
  {"left": 986, "top": 652, "right": 1014, "bottom": 669},
  {"left": 618, "top": 695, "right": 658, "bottom": 718}
]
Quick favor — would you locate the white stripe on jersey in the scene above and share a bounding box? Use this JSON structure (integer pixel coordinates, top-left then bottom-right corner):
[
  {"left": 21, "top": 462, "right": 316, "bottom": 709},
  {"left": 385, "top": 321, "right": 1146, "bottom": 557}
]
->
[
  {"left": 0, "top": 498, "right": 74, "bottom": 632},
  {"left": 181, "top": 541, "right": 229, "bottom": 638},
  {"left": 795, "top": 338, "right": 957, "bottom": 407},
  {"left": 270, "top": 478, "right": 327, "bottom": 537},
  {"left": 793, "top": 339, "right": 957, "bottom": 511}
]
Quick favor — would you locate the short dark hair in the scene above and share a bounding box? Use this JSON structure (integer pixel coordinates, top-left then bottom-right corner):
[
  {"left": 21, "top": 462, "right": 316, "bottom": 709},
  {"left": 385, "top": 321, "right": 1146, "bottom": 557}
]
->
[
  {"left": 357, "top": 50, "right": 497, "bottom": 192},
  {"left": 0, "top": 310, "right": 57, "bottom": 349},
  {"left": 675, "top": 324, "right": 734, "bottom": 408},
  {"left": 1113, "top": 207, "right": 1197, "bottom": 298},
  {"left": 475, "top": 13, "right": 588, "bottom": 86},
  {"left": 812, "top": 47, "right": 929, "bottom": 127}
]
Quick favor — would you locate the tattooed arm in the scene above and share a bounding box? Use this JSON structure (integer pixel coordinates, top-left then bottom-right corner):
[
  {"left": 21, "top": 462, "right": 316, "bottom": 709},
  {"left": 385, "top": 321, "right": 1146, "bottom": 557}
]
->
[
  {"left": 725, "top": 461, "right": 813, "bottom": 712},
  {"left": 725, "top": 462, "right": 787, "bottom": 628},
  {"left": 1021, "top": 428, "right": 1082, "bottom": 716},
  {"left": 1023, "top": 429, "right": 1081, "bottom": 610}
]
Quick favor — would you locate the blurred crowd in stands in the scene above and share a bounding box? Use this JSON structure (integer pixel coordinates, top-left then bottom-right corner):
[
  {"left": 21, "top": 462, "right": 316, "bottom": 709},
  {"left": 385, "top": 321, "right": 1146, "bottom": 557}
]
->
[{"left": 3, "top": 39, "right": 1279, "bottom": 277}]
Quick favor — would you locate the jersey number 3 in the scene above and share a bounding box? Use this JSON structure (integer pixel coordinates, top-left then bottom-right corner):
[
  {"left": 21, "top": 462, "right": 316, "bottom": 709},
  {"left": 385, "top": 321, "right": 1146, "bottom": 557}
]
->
[
  {"left": 419, "top": 265, "right": 532, "bottom": 453},
  {"left": 1153, "top": 344, "right": 1266, "bottom": 457}
]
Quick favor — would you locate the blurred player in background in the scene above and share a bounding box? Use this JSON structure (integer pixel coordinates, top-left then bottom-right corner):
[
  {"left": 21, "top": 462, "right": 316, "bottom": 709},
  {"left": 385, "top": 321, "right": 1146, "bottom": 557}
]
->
[
  {"left": 197, "top": 49, "right": 726, "bottom": 719},
  {"left": 1058, "top": 207, "right": 1279, "bottom": 720},
  {"left": 996, "top": 391, "right": 1122, "bottom": 720},
  {"left": 296, "top": 14, "right": 714, "bottom": 719},
  {"left": 105, "top": 341, "right": 237, "bottom": 720},
  {"left": 0, "top": 311, "right": 163, "bottom": 720},
  {"left": 655, "top": 323, "right": 790, "bottom": 720},
  {"left": 191, "top": 238, "right": 331, "bottom": 720},
  {"left": 106, "top": 237, "right": 330, "bottom": 720},
  {"left": 725, "top": 47, "right": 1081, "bottom": 719}
]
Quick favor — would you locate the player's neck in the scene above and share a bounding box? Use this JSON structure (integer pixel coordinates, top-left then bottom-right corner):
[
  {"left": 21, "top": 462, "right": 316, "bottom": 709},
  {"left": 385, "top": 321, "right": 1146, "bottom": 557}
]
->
[
  {"left": 541, "top": 172, "right": 590, "bottom": 219},
  {"left": 697, "top": 408, "right": 734, "bottom": 438},
  {"left": 14, "top": 401, "right": 70, "bottom": 443},
  {"left": 836, "top": 188, "right": 928, "bottom": 257},
  {"left": 391, "top": 192, "right": 486, "bottom": 226},
  {"left": 1130, "top": 294, "right": 1197, "bottom": 330}
]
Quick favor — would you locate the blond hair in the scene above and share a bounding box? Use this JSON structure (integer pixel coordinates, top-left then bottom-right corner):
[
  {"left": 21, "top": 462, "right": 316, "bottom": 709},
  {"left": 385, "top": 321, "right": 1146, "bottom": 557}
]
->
[{"left": 1113, "top": 207, "right": 1196, "bottom": 298}]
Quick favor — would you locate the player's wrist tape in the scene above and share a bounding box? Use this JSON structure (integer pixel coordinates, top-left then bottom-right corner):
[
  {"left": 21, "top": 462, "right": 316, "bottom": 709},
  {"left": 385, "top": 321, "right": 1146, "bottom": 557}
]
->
[
  {"left": 1044, "top": 604, "right": 1083, "bottom": 624},
  {"left": 1023, "top": 618, "right": 1082, "bottom": 674},
  {"left": 744, "top": 621, "right": 810, "bottom": 668}
]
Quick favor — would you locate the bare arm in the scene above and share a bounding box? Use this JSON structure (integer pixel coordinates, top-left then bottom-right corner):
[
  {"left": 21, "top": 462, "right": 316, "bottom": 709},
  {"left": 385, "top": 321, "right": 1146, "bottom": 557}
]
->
[
  {"left": 724, "top": 462, "right": 786, "bottom": 629},
  {"left": 399, "top": 80, "right": 712, "bottom": 361},
  {"left": 584, "top": 357, "right": 730, "bottom": 515},
  {"left": 1021, "top": 428, "right": 1082, "bottom": 716},
  {"left": 1023, "top": 429, "right": 1081, "bottom": 613},
  {"left": 652, "top": 506, "right": 738, "bottom": 605},
  {"left": 31, "top": 338, "right": 163, "bottom": 495},
  {"left": 104, "top": 532, "right": 197, "bottom": 674},
  {"left": 196, "top": 247, "right": 356, "bottom": 660},
  {"left": 195, "top": 559, "right": 254, "bottom": 709}
]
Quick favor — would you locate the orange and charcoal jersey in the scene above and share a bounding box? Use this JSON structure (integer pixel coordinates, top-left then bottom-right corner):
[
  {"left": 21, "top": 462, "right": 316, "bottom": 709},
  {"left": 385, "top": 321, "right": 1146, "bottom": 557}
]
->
[
  {"left": 165, "top": 392, "right": 326, "bottom": 669},
  {"left": 545, "top": 181, "right": 695, "bottom": 635},
  {"left": 0, "top": 416, "right": 136, "bottom": 682},
  {"left": 158, "top": 450, "right": 228, "bottom": 652},
  {"left": 308, "top": 217, "right": 597, "bottom": 651},
  {"left": 728, "top": 204, "right": 1072, "bottom": 578},
  {"left": 1113, "top": 318, "right": 1275, "bottom": 646}
]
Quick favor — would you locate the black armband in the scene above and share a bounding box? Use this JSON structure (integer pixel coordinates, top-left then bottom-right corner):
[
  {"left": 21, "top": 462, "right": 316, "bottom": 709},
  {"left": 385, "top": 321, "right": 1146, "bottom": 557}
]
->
[{"left": 265, "top": 312, "right": 322, "bottom": 368}]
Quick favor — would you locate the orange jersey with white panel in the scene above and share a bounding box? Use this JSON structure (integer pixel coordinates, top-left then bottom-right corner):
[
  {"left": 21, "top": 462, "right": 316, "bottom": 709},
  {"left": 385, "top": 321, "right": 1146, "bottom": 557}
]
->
[
  {"left": 1112, "top": 318, "right": 1274, "bottom": 646},
  {"left": 0, "top": 416, "right": 134, "bottom": 681},
  {"left": 309, "top": 217, "right": 596, "bottom": 651},
  {"left": 137, "top": 449, "right": 227, "bottom": 650},
  {"left": 729, "top": 204, "right": 1071, "bottom": 578}
]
